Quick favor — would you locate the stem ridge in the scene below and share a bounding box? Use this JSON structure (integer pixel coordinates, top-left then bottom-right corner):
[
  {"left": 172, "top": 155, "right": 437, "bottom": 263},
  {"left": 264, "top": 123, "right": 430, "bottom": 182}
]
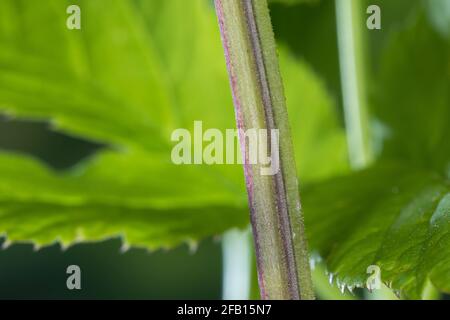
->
[
  {"left": 215, "top": 0, "right": 314, "bottom": 300},
  {"left": 242, "top": 0, "right": 300, "bottom": 299}
]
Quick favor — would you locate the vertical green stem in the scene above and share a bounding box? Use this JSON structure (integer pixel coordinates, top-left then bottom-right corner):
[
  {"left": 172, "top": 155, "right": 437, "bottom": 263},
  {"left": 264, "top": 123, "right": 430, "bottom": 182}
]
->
[
  {"left": 335, "top": 0, "right": 372, "bottom": 169},
  {"left": 222, "top": 228, "right": 252, "bottom": 300},
  {"left": 214, "top": 0, "right": 314, "bottom": 300}
]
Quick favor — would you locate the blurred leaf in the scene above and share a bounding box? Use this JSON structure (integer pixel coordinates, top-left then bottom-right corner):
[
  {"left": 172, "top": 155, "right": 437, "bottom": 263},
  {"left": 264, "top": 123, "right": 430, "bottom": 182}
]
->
[
  {"left": 426, "top": 0, "right": 450, "bottom": 38},
  {"left": 372, "top": 14, "right": 450, "bottom": 174},
  {"left": 0, "top": 152, "right": 248, "bottom": 249},
  {"left": 304, "top": 162, "right": 450, "bottom": 298},
  {"left": 271, "top": 0, "right": 342, "bottom": 105},
  {"left": 0, "top": 0, "right": 345, "bottom": 249}
]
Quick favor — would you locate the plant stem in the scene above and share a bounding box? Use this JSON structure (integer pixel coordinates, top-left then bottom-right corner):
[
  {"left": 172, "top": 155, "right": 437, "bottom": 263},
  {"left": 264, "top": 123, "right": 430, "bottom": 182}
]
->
[
  {"left": 222, "top": 228, "right": 252, "bottom": 300},
  {"left": 335, "top": 0, "right": 373, "bottom": 169},
  {"left": 214, "top": 0, "right": 314, "bottom": 300},
  {"left": 365, "top": 284, "right": 399, "bottom": 300}
]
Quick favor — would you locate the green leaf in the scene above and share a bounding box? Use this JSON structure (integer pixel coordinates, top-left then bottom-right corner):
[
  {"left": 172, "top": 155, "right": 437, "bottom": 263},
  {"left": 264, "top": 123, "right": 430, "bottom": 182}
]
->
[
  {"left": 372, "top": 13, "right": 450, "bottom": 174},
  {"left": 303, "top": 163, "right": 450, "bottom": 298},
  {"left": 0, "top": 151, "right": 248, "bottom": 249},
  {"left": 0, "top": 0, "right": 346, "bottom": 249},
  {"left": 0, "top": 0, "right": 235, "bottom": 151},
  {"left": 280, "top": 50, "right": 348, "bottom": 182},
  {"left": 271, "top": 0, "right": 341, "bottom": 100},
  {"left": 303, "top": 12, "right": 450, "bottom": 298}
]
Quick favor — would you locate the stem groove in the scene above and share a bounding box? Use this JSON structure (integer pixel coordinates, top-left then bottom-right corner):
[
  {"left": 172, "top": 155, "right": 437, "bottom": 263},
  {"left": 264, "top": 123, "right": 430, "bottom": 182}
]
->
[{"left": 215, "top": 0, "right": 314, "bottom": 300}]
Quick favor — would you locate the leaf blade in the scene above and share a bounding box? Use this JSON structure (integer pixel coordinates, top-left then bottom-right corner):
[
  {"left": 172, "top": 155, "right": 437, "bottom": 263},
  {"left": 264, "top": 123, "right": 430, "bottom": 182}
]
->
[{"left": 303, "top": 163, "right": 450, "bottom": 298}]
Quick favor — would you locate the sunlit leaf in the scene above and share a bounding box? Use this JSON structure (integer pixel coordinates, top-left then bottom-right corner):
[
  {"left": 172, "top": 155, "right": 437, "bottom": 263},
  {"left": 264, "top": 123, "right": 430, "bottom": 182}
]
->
[
  {"left": 0, "top": 0, "right": 345, "bottom": 249},
  {"left": 303, "top": 162, "right": 450, "bottom": 298}
]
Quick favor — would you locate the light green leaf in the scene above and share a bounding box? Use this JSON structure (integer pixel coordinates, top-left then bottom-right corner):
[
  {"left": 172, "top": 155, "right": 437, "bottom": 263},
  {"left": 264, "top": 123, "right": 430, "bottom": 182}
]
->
[
  {"left": 372, "top": 14, "right": 450, "bottom": 174},
  {"left": 303, "top": 163, "right": 450, "bottom": 298},
  {"left": 0, "top": 0, "right": 234, "bottom": 151},
  {"left": 0, "top": 151, "right": 248, "bottom": 249},
  {"left": 0, "top": 0, "right": 346, "bottom": 249}
]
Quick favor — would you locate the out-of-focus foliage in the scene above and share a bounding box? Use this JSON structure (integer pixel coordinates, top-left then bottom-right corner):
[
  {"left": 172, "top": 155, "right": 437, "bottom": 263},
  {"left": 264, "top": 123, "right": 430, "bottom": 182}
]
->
[
  {"left": 0, "top": 0, "right": 346, "bottom": 248},
  {"left": 271, "top": 0, "right": 342, "bottom": 102}
]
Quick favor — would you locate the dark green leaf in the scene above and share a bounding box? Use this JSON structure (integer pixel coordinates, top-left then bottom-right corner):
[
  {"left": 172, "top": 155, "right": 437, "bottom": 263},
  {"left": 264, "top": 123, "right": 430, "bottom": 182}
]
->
[
  {"left": 303, "top": 163, "right": 450, "bottom": 298},
  {"left": 269, "top": 0, "right": 319, "bottom": 5},
  {"left": 372, "top": 14, "right": 450, "bottom": 174}
]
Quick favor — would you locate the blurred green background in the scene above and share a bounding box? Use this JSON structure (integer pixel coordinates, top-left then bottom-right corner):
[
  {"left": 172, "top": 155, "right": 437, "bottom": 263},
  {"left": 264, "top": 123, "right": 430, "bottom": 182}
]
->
[{"left": 0, "top": 116, "right": 223, "bottom": 299}]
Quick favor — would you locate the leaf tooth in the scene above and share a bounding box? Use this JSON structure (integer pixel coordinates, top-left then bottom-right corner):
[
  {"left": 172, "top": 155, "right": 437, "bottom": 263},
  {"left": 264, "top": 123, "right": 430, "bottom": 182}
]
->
[
  {"left": 1, "top": 240, "right": 12, "bottom": 250},
  {"left": 336, "top": 278, "right": 343, "bottom": 291},
  {"left": 75, "top": 228, "right": 86, "bottom": 243},
  {"left": 309, "top": 252, "right": 322, "bottom": 271},
  {"left": 2, "top": 109, "right": 16, "bottom": 120},
  {"left": 120, "top": 242, "right": 130, "bottom": 253},
  {"left": 32, "top": 243, "right": 42, "bottom": 252},
  {"left": 49, "top": 119, "right": 60, "bottom": 130},
  {"left": 187, "top": 240, "right": 199, "bottom": 254},
  {"left": 144, "top": 246, "right": 156, "bottom": 255},
  {"left": 160, "top": 245, "right": 171, "bottom": 252},
  {"left": 59, "top": 240, "right": 71, "bottom": 252},
  {"left": 328, "top": 272, "right": 334, "bottom": 285},
  {"left": 347, "top": 285, "right": 355, "bottom": 294},
  {"left": 387, "top": 280, "right": 393, "bottom": 289}
]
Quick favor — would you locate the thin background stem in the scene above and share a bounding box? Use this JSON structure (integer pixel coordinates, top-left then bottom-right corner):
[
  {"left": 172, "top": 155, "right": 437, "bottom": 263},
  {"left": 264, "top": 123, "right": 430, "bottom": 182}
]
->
[
  {"left": 335, "top": 0, "right": 372, "bottom": 169},
  {"left": 222, "top": 228, "right": 252, "bottom": 300}
]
